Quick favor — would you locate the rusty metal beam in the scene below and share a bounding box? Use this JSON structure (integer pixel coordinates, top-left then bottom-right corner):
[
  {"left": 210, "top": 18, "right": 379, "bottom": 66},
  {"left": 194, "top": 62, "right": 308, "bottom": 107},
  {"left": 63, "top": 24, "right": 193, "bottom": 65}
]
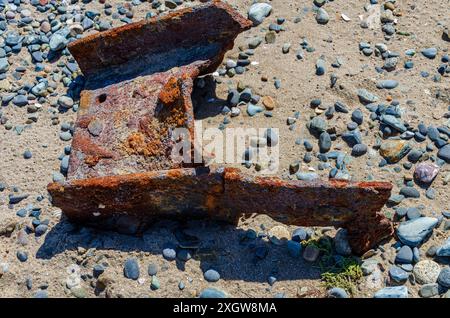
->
[
  {"left": 47, "top": 1, "right": 394, "bottom": 255},
  {"left": 48, "top": 167, "right": 393, "bottom": 255}
]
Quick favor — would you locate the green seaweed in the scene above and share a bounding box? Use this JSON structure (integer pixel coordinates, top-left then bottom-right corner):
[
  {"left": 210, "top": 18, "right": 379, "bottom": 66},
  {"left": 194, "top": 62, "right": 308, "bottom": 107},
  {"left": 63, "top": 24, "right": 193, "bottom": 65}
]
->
[{"left": 302, "top": 234, "right": 363, "bottom": 296}]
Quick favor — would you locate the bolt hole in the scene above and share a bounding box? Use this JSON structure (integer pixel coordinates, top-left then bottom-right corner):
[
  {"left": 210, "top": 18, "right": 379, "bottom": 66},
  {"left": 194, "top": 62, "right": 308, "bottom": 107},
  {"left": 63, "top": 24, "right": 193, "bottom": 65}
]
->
[{"left": 97, "top": 93, "right": 107, "bottom": 103}]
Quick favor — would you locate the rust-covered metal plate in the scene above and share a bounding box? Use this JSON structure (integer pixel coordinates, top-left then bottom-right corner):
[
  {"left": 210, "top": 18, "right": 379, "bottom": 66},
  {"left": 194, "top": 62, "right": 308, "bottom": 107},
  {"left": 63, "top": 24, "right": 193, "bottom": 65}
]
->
[{"left": 66, "top": 1, "right": 252, "bottom": 179}]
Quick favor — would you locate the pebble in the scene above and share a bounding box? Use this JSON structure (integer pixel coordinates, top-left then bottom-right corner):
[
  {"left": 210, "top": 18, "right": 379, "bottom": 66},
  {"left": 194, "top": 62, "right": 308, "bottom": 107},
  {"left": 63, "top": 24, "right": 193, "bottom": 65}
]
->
[
  {"left": 374, "top": 286, "right": 408, "bottom": 298},
  {"left": 419, "top": 283, "right": 439, "bottom": 298},
  {"left": 376, "top": 80, "right": 399, "bottom": 89},
  {"left": 328, "top": 287, "right": 348, "bottom": 298},
  {"left": 316, "top": 58, "right": 326, "bottom": 75},
  {"left": 319, "top": 132, "right": 331, "bottom": 153},
  {"left": 334, "top": 228, "right": 352, "bottom": 256},
  {"left": 395, "top": 245, "right": 413, "bottom": 264},
  {"left": 292, "top": 227, "right": 311, "bottom": 242},
  {"left": 389, "top": 266, "right": 408, "bottom": 283},
  {"left": 247, "top": 103, "right": 263, "bottom": 116},
  {"left": 23, "top": 150, "right": 32, "bottom": 159},
  {"left": 34, "top": 290, "right": 48, "bottom": 298},
  {"left": 421, "top": 48, "right": 437, "bottom": 59},
  {"left": 399, "top": 186, "right": 420, "bottom": 198},
  {"left": 59, "top": 131, "right": 72, "bottom": 141},
  {"left": 34, "top": 224, "right": 48, "bottom": 236},
  {"left": 437, "top": 267, "right": 450, "bottom": 288},
  {"left": 397, "top": 217, "right": 438, "bottom": 247},
  {"left": 58, "top": 96, "right": 74, "bottom": 109},
  {"left": 13, "top": 95, "right": 28, "bottom": 107},
  {"left": 413, "top": 260, "right": 441, "bottom": 285},
  {"left": 199, "top": 288, "right": 227, "bottom": 298},
  {"left": 247, "top": 3, "right": 272, "bottom": 26},
  {"left": 352, "top": 144, "right": 368, "bottom": 156},
  {"left": 150, "top": 276, "right": 160, "bottom": 290},
  {"left": 204, "top": 269, "right": 220, "bottom": 282},
  {"left": 436, "top": 238, "right": 450, "bottom": 257},
  {"left": 0, "top": 58, "right": 9, "bottom": 73},
  {"left": 316, "top": 8, "right": 329, "bottom": 24},
  {"left": 162, "top": 247, "right": 177, "bottom": 261},
  {"left": 148, "top": 263, "right": 158, "bottom": 276},
  {"left": 49, "top": 33, "right": 67, "bottom": 51},
  {"left": 379, "top": 140, "right": 411, "bottom": 163},
  {"left": 437, "top": 144, "right": 450, "bottom": 163},
  {"left": 303, "top": 245, "right": 320, "bottom": 262},
  {"left": 16, "top": 251, "right": 28, "bottom": 262},
  {"left": 123, "top": 258, "right": 140, "bottom": 280},
  {"left": 357, "top": 89, "right": 379, "bottom": 104}
]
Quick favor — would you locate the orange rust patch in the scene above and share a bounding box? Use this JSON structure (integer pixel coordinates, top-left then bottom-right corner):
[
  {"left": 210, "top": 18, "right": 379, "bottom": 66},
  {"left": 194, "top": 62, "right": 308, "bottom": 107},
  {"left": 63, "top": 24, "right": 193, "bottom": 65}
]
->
[
  {"left": 158, "top": 77, "right": 181, "bottom": 106},
  {"left": 122, "top": 132, "right": 163, "bottom": 157}
]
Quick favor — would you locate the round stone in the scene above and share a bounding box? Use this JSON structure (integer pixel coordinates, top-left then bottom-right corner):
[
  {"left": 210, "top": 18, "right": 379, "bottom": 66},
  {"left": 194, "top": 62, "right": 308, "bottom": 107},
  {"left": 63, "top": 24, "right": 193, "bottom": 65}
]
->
[
  {"left": 204, "top": 269, "right": 220, "bottom": 282},
  {"left": 147, "top": 263, "right": 158, "bottom": 276},
  {"left": 413, "top": 260, "right": 441, "bottom": 284},
  {"left": 162, "top": 247, "right": 176, "bottom": 261},
  {"left": 58, "top": 96, "right": 74, "bottom": 109}
]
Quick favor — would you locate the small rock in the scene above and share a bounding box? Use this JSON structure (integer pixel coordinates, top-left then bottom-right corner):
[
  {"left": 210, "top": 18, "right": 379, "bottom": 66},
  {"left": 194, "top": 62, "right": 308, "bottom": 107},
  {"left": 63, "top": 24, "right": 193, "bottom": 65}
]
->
[
  {"left": 374, "top": 286, "right": 408, "bottom": 298},
  {"left": 199, "top": 288, "right": 228, "bottom": 298},
  {"left": 379, "top": 140, "right": 411, "bottom": 163},
  {"left": 328, "top": 287, "right": 348, "bottom": 298},
  {"left": 395, "top": 245, "right": 413, "bottom": 264},
  {"left": 334, "top": 228, "right": 352, "bottom": 256},
  {"left": 437, "top": 267, "right": 450, "bottom": 288},
  {"left": 316, "top": 8, "right": 329, "bottom": 24},
  {"left": 421, "top": 48, "right": 437, "bottom": 59},
  {"left": 123, "top": 258, "right": 140, "bottom": 280},
  {"left": 303, "top": 245, "right": 320, "bottom": 262},
  {"left": 419, "top": 283, "right": 439, "bottom": 298},
  {"left": 247, "top": 3, "right": 272, "bottom": 26},
  {"left": 204, "top": 269, "right": 220, "bottom": 282},
  {"left": 414, "top": 162, "right": 439, "bottom": 184},
  {"left": 397, "top": 217, "right": 438, "bottom": 247},
  {"left": 413, "top": 260, "right": 441, "bottom": 285}
]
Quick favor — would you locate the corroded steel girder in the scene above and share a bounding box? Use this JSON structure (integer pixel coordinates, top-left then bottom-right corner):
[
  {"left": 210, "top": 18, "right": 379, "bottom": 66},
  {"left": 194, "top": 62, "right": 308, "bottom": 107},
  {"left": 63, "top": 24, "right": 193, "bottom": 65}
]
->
[
  {"left": 48, "top": 167, "right": 393, "bottom": 255},
  {"left": 47, "top": 1, "right": 394, "bottom": 255}
]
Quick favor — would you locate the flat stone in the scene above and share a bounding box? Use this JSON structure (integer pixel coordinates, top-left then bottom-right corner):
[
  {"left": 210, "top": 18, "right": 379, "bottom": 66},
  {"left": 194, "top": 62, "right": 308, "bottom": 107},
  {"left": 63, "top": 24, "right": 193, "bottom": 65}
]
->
[
  {"left": 374, "top": 286, "right": 408, "bottom": 298},
  {"left": 199, "top": 288, "right": 228, "bottom": 298},
  {"left": 419, "top": 283, "right": 439, "bottom": 298},
  {"left": 379, "top": 140, "right": 411, "bottom": 163},
  {"left": 397, "top": 217, "right": 438, "bottom": 247}
]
